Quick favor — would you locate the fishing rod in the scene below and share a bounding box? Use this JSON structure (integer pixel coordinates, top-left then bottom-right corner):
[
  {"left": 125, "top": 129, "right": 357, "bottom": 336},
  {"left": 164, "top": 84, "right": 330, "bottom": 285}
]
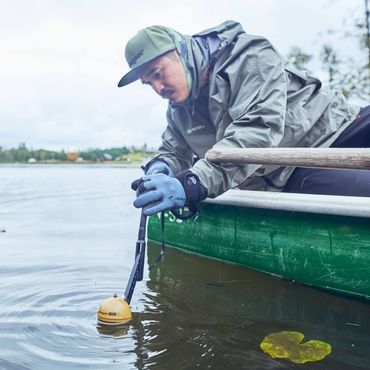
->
[
  {"left": 124, "top": 211, "right": 147, "bottom": 304},
  {"left": 97, "top": 210, "right": 147, "bottom": 325}
]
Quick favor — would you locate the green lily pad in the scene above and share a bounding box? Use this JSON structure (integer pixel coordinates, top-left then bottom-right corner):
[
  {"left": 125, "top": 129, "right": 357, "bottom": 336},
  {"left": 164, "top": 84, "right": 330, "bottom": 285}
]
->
[{"left": 260, "top": 331, "right": 332, "bottom": 364}]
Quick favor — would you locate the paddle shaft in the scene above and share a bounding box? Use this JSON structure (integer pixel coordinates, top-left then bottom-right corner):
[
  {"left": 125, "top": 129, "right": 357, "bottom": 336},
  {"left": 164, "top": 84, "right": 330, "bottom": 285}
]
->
[{"left": 206, "top": 148, "right": 370, "bottom": 170}]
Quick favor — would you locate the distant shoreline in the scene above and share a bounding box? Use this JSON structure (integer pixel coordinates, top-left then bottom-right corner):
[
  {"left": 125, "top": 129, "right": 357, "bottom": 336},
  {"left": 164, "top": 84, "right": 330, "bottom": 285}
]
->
[{"left": 0, "top": 162, "right": 142, "bottom": 168}]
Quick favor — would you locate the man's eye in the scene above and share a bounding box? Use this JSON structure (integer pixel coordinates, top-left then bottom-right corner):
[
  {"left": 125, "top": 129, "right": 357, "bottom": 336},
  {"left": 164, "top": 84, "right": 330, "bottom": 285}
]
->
[{"left": 153, "top": 70, "right": 162, "bottom": 79}]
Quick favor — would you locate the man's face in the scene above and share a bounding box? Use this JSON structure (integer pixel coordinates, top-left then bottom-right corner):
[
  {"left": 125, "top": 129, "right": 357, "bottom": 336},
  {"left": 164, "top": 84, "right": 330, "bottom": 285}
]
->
[{"left": 139, "top": 51, "right": 189, "bottom": 103}]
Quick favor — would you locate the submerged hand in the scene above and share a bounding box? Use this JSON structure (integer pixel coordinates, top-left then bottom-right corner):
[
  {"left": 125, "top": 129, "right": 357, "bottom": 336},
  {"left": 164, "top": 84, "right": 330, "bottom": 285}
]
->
[{"left": 132, "top": 174, "right": 186, "bottom": 216}]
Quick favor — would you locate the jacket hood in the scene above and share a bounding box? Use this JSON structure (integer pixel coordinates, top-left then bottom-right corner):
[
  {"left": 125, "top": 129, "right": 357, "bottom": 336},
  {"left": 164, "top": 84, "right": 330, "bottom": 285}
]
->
[
  {"left": 186, "top": 21, "right": 245, "bottom": 100},
  {"left": 171, "top": 20, "right": 245, "bottom": 106},
  {"left": 194, "top": 20, "right": 245, "bottom": 48}
]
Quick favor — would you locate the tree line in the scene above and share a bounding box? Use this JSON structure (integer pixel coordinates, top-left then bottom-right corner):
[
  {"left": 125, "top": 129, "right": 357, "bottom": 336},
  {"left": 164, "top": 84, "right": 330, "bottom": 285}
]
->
[{"left": 0, "top": 143, "right": 155, "bottom": 163}]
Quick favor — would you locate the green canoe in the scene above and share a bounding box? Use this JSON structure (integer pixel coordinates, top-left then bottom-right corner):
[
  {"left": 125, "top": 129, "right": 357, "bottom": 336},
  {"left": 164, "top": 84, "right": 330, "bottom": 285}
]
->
[{"left": 148, "top": 190, "right": 370, "bottom": 300}]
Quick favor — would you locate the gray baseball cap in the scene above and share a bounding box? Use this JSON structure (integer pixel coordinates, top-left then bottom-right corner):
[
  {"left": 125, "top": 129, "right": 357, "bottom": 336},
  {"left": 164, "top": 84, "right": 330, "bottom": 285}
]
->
[{"left": 118, "top": 26, "right": 177, "bottom": 87}]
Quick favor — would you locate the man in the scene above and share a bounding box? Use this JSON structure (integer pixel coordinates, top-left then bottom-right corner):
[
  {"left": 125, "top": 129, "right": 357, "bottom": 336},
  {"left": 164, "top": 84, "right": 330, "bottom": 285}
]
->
[{"left": 118, "top": 21, "right": 370, "bottom": 216}]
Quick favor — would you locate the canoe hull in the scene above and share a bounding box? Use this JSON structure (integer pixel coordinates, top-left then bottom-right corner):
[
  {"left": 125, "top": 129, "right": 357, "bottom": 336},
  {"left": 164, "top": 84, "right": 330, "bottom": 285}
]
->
[{"left": 148, "top": 201, "right": 370, "bottom": 300}]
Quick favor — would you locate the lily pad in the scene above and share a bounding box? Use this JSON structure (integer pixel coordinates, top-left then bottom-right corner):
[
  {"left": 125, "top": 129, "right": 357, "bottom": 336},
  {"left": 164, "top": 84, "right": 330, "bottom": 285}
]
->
[{"left": 260, "top": 331, "right": 332, "bottom": 364}]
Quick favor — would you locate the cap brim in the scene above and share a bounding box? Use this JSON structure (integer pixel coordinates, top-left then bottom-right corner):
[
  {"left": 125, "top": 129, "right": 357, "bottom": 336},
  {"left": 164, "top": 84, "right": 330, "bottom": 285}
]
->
[
  {"left": 117, "top": 48, "right": 176, "bottom": 88},
  {"left": 117, "top": 68, "right": 140, "bottom": 87}
]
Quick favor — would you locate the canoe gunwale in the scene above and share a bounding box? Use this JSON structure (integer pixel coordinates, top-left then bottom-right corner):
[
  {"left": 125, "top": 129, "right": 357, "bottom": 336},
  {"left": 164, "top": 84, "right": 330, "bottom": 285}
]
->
[{"left": 204, "top": 190, "right": 370, "bottom": 218}]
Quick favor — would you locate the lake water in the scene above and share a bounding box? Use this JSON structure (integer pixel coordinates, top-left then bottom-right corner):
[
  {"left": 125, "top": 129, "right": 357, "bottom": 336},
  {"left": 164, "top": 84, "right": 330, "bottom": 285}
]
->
[{"left": 1, "top": 165, "right": 370, "bottom": 370}]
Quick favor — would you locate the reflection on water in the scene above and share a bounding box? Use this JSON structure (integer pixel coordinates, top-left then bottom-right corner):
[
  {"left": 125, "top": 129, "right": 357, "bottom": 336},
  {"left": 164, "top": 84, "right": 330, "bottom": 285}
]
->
[
  {"left": 1, "top": 165, "right": 370, "bottom": 370},
  {"left": 132, "top": 243, "right": 370, "bottom": 370}
]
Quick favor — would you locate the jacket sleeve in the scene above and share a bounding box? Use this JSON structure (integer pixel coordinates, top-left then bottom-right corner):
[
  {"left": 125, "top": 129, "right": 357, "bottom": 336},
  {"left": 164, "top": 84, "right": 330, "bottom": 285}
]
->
[
  {"left": 191, "top": 36, "right": 288, "bottom": 197},
  {"left": 154, "top": 109, "right": 193, "bottom": 174}
]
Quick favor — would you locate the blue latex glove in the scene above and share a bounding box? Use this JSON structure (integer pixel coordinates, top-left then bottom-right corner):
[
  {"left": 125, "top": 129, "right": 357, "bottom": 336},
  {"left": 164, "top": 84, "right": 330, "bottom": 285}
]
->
[
  {"left": 133, "top": 174, "right": 186, "bottom": 216},
  {"left": 145, "top": 161, "right": 174, "bottom": 176}
]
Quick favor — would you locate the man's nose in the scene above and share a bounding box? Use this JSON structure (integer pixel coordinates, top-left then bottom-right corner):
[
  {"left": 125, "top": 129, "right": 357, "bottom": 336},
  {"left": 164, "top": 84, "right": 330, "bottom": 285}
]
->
[{"left": 151, "top": 81, "right": 164, "bottom": 95}]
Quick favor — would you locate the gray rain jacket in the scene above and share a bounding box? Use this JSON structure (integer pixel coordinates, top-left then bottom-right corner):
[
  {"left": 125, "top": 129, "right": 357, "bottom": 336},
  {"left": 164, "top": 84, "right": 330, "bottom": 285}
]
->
[{"left": 155, "top": 20, "right": 360, "bottom": 198}]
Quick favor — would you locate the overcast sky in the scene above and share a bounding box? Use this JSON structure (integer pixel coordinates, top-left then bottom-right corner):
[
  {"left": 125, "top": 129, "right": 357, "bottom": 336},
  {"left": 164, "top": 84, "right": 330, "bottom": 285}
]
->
[{"left": 0, "top": 0, "right": 364, "bottom": 151}]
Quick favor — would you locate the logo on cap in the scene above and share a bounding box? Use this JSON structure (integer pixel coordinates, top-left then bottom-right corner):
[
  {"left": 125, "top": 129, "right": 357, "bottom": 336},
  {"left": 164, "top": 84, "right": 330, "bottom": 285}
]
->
[{"left": 129, "top": 49, "right": 144, "bottom": 67}]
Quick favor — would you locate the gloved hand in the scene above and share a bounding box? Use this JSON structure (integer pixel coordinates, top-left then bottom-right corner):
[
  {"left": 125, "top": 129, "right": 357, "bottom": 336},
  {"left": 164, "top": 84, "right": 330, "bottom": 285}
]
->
[
  {"left": 145, "top": 161, "right": 174, "bottom": 176},
  {"left": 132, "top": 173, "right": 185, "bottom": 216}
]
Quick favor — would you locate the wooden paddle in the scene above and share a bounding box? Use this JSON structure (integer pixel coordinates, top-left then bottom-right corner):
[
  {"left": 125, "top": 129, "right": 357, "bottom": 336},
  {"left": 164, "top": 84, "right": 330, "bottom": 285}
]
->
[{"left": 206, "top": 148, "right": 370, "bottom": 170}]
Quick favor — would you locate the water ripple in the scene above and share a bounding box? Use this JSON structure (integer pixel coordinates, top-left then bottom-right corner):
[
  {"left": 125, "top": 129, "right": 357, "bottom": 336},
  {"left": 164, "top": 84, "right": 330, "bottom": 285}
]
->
[{"left": 0, "top": 265, "right": 138, "bottom": 369}]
